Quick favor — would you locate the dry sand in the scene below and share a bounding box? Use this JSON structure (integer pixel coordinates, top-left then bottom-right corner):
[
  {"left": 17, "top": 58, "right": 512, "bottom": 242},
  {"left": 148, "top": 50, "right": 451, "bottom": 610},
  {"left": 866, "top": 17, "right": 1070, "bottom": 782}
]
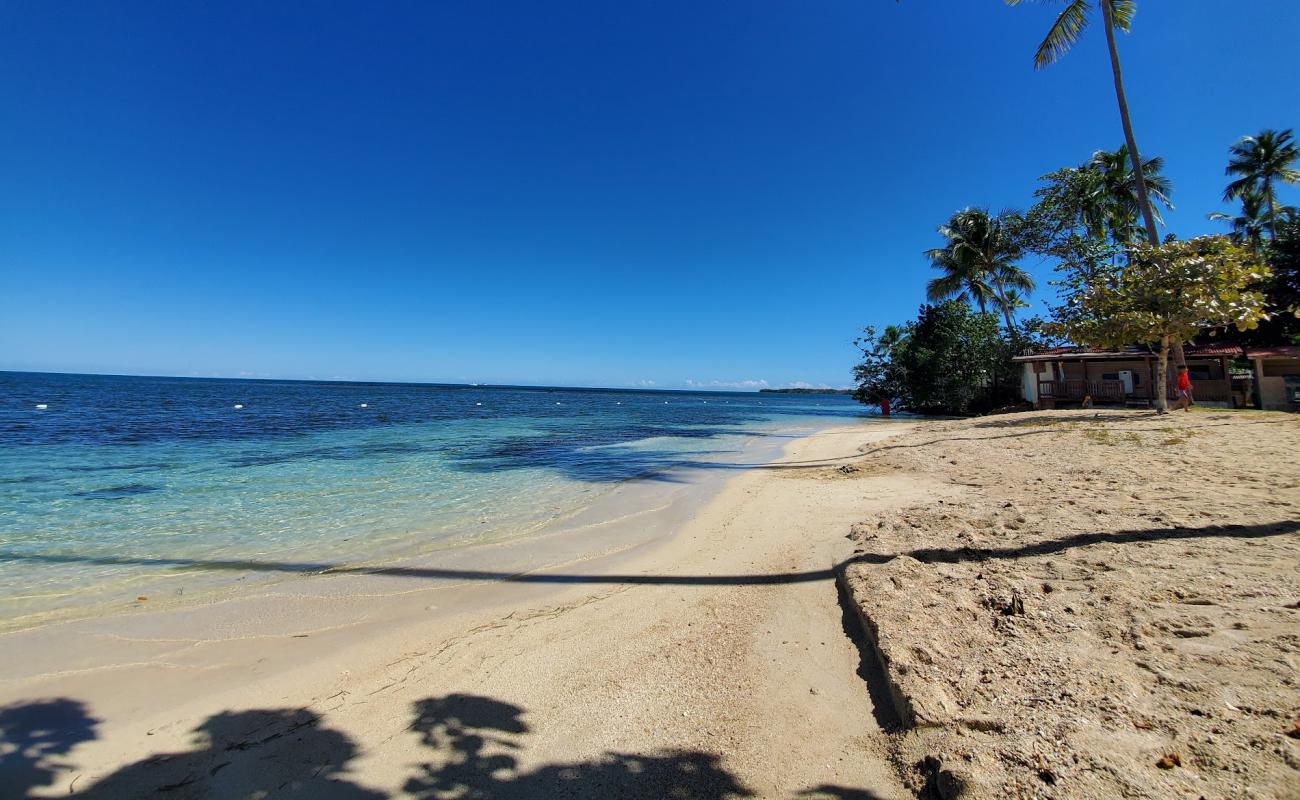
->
[
  {"left": 2, "top": 421, "right": 934, "bottom": 799},
  {"left": 840, "top": 409, "right": 1300, "bottom": 799}
]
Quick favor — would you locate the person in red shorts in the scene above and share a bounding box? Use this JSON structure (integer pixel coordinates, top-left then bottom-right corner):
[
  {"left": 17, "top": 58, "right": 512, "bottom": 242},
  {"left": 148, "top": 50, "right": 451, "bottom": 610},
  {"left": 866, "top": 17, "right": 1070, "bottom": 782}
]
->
[{"left": 1174, "top": 366, "right": 1193, "bottom": 412}]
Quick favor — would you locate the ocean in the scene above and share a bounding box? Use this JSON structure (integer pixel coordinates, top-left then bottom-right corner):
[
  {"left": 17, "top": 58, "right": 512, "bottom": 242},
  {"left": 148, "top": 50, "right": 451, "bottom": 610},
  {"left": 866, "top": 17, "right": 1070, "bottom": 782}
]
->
[{"left": 0, "top": 372, "right": 877, "bottom": 631}]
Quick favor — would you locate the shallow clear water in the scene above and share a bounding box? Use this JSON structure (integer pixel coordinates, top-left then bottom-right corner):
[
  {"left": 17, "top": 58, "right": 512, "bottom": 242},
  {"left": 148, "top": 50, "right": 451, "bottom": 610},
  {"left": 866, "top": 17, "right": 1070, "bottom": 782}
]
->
[{"left": 0, "top": 372, "right": 876, "bottom": 629}]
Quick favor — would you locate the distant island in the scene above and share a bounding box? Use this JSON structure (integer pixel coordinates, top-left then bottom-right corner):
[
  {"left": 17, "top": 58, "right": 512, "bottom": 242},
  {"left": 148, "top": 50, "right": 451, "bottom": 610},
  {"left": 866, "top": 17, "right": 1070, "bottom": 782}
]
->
[{"left": 759, "top": 388, "right": 853, "bottom": 395}]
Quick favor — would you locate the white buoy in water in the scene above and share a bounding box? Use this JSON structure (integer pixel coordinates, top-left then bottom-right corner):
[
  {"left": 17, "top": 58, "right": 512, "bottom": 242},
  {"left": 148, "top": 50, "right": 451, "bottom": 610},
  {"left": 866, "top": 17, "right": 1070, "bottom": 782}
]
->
[
  {"left": 35, "top": 404, "right": 47, "bottom": 410},
  {"left": 360, "top": 403, "right": 368, "bottom": 408},
  {"left": 233, "top": 404, "right": 244, "bottom": 410},
  {"left": 555, "top": 402, "right": 561, "bottom": 405},
  {"left": 476, "top": 402, "right": 482, "bottom": 406}
]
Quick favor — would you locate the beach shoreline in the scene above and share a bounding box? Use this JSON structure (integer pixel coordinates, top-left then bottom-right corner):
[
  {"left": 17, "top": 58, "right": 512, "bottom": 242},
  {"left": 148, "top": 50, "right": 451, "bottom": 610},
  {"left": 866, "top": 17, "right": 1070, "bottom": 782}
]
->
[{"left": 5, "top": 418, "right": 924, "bottom": 799}]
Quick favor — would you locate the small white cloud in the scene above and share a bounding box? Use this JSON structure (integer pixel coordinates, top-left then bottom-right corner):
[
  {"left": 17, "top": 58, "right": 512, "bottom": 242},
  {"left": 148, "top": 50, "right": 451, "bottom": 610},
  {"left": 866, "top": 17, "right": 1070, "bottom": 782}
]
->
[{"left": 635, "top": 379, "right": 657, "bottom": 386}]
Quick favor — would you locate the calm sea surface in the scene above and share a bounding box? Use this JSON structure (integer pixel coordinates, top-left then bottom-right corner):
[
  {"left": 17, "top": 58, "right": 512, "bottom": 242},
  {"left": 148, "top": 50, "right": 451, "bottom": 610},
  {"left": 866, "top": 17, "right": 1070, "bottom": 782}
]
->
[{"left": 0, "top": 372, "right": 876, "bottom": 630}]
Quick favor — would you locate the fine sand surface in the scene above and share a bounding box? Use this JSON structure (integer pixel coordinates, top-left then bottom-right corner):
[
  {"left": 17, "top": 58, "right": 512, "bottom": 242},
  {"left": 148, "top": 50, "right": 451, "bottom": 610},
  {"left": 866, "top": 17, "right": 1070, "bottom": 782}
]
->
[
  {"left": 840, "top": 409, "right": 1299, "bottom": 799},
  {"left": 3, "top": 421, "right": 935, "bottom": 799}
]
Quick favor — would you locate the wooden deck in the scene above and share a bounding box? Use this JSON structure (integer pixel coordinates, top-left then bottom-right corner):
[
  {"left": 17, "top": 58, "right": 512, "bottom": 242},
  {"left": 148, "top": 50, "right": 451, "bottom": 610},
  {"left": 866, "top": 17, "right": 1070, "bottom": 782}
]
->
[{"left": 1037, "top": 378, "right": 1233, "bottom": 407}]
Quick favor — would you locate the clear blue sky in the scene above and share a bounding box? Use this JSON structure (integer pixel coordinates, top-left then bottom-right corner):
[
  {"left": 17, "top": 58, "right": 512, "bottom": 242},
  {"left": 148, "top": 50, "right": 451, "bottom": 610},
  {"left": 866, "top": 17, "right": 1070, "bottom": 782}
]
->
[{"left": 2, "top": 1, "right": 1297, "bottom": 389}]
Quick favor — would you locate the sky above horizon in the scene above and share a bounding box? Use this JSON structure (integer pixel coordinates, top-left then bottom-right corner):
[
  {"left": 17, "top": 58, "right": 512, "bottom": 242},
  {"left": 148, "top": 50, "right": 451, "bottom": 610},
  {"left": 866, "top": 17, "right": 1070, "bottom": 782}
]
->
[{"left": 2, "top": 1, "right": 1298, "bottom": 390}]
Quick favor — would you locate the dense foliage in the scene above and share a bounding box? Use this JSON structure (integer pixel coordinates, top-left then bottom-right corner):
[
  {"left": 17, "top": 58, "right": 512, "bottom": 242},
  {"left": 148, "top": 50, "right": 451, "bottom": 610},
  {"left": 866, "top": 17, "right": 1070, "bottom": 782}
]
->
[
  {"left": 1048, "top": 237, "right": 1270, "bottom": 348},
  {"left": 1234, "top": 218, "right": 1300, "bottom": 346},
  {"left": 853, "top": 301, "right": 1044, "bottom": 415}
]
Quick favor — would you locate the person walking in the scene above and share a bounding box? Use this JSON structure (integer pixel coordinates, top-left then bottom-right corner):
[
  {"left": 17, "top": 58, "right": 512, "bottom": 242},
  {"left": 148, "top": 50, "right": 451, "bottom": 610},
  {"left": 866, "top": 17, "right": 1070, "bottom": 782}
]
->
[{"left": 1175, "top": 366, "right": 1193, "bottom": 412}]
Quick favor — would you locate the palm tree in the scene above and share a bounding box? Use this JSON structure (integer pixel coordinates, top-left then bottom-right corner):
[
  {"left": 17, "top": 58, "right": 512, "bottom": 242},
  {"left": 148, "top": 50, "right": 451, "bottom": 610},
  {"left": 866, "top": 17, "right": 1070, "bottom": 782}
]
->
[
  {"left": 1087, "top": 145, "right": 1173, "bottom": 244},
  {"left": 1000, "top": 287, "right": 1031, "bottom": 316},
  {"left": 1207, "top": 190, "right": 1294, "bottom": 252},
  {"left": 1224, "top": 128, "right": 1300, "bottom": 241},
  {"left": 925, "top": 208, "right": 1035, "bottom": 331},
  {"left": 1006, "top": 0, "right": 1161, "bottom": 248}
]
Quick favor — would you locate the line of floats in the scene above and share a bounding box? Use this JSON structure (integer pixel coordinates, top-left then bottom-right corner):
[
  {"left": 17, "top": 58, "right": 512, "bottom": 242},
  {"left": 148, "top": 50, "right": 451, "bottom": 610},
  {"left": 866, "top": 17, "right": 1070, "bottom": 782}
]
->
[{"left": 27, "top": 399, "right": 768, "bottom": 411}]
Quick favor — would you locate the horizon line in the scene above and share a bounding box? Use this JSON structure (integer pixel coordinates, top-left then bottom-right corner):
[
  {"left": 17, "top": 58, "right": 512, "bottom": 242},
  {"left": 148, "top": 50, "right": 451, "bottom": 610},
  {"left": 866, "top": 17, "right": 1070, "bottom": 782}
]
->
[{"left": 0, "top": 368, "right": 854, "bottom": 396}]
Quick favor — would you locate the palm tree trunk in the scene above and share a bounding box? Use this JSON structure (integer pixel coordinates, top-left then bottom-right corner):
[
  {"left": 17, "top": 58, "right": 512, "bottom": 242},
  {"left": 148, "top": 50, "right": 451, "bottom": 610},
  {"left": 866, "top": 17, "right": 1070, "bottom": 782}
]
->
[
  {"left": 1101, "top": 1, "right": 1160, "bottom": 248},
  {"left": 1265, "top": 176, "right": 1278, "bottom": 241},
  {"left": 990, "top": 280, "right": 1015, "bottom": 332},
  {"left": 1100, "top": 3, "right": 1186, "bottom": 372}
]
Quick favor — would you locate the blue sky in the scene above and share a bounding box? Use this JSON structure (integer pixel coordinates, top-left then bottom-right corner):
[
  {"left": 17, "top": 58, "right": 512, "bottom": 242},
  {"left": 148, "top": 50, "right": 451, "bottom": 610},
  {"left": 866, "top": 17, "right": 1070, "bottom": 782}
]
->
[{"left": 2, "top": 1, "right": 1297, "bottom": 390}]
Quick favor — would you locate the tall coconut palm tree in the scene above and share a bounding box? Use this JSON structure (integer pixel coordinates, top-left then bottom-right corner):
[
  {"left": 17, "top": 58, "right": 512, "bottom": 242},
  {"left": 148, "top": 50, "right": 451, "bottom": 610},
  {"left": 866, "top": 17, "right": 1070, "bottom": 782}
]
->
[
  {"left": 1087, "top": 145, "right": 1173, "bottom": 244},
  {"left": 925, "top": 208, "right": 1035, "bottom": 331},
  {"left": 1006, "top": 0, "right": 1161, "bottom": 248},
  {"left": 1224, "top": 128, "right": 1300, "bottom": 241},
  {"left": 1207, "top": 190, "right": 1295, "bottom": 252}
]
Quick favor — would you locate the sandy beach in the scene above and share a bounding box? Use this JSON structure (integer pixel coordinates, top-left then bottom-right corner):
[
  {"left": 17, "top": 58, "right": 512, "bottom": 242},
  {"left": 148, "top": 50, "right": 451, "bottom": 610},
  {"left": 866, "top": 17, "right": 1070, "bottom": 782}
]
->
[
  {"left": 840, "top": 409, "right": 1299, "bottom": 799},
  {"left": 3, "top": 420, "right": 928, "bottom": 799},
  {"left": 6, "top": 410, "right": 1298, "bottom": 800}
]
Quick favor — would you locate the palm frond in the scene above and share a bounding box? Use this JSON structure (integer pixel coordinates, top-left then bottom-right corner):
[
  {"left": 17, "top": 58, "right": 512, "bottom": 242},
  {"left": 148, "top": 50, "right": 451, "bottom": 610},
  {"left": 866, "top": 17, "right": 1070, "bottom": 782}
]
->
[
  {"left": 1032, "top": 0, "right": 1092, "bottom": 68},
  {"left": 1223, "top": 175, "right": 1255, "bottom": 202},
  {"left": 926, "top": 274, "right": 967, "bottom": 304},
  {"left": 995, "top": 264, "right": 1036, "bottom": 292},
  {"left": 1108, "top": 0, "right": 1136, "bottom": 31}
]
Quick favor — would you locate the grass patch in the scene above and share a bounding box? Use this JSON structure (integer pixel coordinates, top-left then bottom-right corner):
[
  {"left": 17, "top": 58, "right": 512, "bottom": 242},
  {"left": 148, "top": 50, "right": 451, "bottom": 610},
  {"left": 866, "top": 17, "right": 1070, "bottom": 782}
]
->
[{"left": 1083, "top": 429, "right": 1113, "bottom": 445}]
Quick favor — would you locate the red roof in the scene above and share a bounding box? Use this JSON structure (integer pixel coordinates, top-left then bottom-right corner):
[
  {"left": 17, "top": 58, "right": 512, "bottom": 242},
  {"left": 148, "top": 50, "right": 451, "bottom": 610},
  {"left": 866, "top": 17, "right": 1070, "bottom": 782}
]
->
[
  {"left": 1246, "top": 345, "right": 1300, "bottom": 358},
  {"left": 1013, "top": 344, "right": 1300, "bottom": 362}
]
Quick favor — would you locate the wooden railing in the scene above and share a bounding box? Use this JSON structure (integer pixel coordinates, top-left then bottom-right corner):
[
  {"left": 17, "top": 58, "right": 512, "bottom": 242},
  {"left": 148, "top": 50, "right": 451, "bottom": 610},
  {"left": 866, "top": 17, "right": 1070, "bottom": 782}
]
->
[
  {"left": 1040, "top": 378, "right": 1234, "bottom": 404},
  {"left": 1037, "top": 379, "right": 1126, "bottom": 402},
  {"left": 1161, "top": 380, "right": 1231, "bottom": 402}
]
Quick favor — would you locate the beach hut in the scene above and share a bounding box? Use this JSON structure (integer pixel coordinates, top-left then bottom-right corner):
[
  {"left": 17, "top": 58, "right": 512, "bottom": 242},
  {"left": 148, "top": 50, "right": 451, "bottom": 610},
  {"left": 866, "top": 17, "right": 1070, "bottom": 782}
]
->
[{"left": 1011, "top": 343, "right": 1281, "bottom": 409}]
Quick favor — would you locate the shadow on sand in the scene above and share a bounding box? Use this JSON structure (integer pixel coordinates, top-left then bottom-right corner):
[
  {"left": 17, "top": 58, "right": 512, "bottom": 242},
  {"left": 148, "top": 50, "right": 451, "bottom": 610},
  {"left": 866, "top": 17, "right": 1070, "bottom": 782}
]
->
[
  {"left": 1, "top": 519, "right": 1294, "bottom": 589},
  {"left": 1, "top": 693, "right": 772, "bottom": 799}
]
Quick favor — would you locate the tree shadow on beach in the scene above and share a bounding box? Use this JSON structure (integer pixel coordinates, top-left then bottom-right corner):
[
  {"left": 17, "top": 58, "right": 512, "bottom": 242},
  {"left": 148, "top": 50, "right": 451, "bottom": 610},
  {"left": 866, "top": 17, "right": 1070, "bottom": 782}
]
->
[
  {"left": 403, "top": 693, "right": 753, "bottom": 800},
  {"left": 2, "top": 518, "right": 1295, "bottom": 591},
  {"left": 0, "top": 698, "right": 100, "bottom": 798},
  {"left": 7, "top": 693, "right": 756, "bottom": 799},
  {"left": 65, "top": 707, "right": 385, "bottom": 800}
]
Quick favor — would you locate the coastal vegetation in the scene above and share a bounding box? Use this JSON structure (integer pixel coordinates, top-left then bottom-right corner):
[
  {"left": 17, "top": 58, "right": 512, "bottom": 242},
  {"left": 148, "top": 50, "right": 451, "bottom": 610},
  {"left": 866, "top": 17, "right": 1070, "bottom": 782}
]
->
[
  {"left": 1046, "top": 236, "right": 1270, "bottom": 412},
  {"left": 852, "top": 301, "right": 1045, "bottom": 415},
  {"left": 855, "top": 6, "right": 1297, "bottom": 416}
]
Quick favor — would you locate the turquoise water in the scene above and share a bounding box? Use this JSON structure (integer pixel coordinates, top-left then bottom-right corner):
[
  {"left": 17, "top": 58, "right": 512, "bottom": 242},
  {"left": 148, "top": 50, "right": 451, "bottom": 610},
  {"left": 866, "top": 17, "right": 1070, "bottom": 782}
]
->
[{"left": 0, "top": 372, "right": 875, "bottom": 629}]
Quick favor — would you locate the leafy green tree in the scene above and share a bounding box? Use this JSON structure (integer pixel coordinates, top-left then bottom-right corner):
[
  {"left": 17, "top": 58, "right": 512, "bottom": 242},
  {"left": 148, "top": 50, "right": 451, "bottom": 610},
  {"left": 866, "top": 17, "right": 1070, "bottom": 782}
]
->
[
  {"left": 1224, "top": 129, "right": 1300, "bottom": 241},
  {"left": 1048, "top": 236, "right": 1271, "bottom": 412},
  {"left": 1016, "top": 166, "right": 1110, "bottom": 259},
  {"left": 851, "top": 325, "right": 908, "bottom": 407},
  {"left": 1006, "top": 0, "right": 1162, "bottom": 248},
  {"left": 853, "top": 301, "right": 1017, "bottom": 415},
  {"left": 924, "top": 208, "right": 1035, "bottom": 331},
  {"left": 897, "top": 302, "right": 1014, "bottom": 415}
]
